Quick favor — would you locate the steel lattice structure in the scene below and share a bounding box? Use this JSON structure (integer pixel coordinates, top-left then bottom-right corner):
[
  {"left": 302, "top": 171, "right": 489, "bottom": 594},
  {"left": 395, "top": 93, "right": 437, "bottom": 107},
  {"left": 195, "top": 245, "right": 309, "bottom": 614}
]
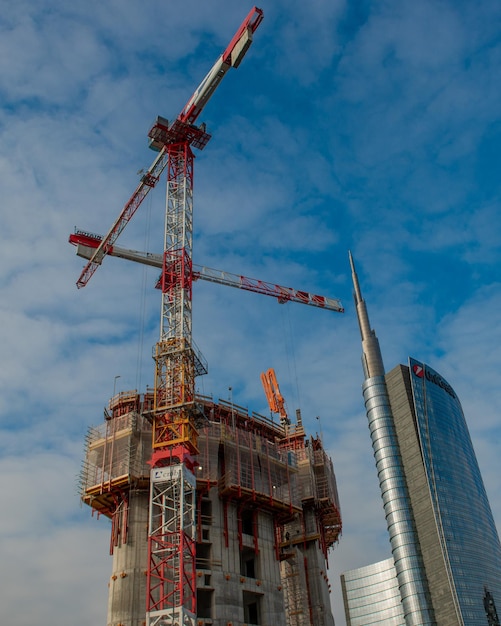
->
[
  {"left": 70, "top": 7, "right": 265, "bottom": 621},
  {"left": 147, "top": 465, "right": 197, "bottom": 626},
  {"left": 152, "top": 143, "right": 200, "bottom": 461},
  {"left": 147, "top": 143, "right": 200, "bottom": 626},
  {"left": 71, "top": 9, "right": 361, "bottom": 624}
]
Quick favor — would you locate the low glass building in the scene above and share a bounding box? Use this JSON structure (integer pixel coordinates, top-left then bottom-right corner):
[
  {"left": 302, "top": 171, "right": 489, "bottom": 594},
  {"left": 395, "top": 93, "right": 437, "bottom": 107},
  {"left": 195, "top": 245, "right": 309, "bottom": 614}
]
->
[{"left": 341, "top": 558, "right": 405, "bottom": 625}]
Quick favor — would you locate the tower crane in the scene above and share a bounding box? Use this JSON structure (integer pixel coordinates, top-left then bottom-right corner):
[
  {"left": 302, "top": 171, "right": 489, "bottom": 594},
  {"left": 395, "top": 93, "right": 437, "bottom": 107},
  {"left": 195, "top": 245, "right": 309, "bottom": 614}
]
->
[
  {"left": 69, "top": 230, "right": 345, "bottom": 312},
  {"left": 72, "top": 9, "right": 263, "bottom": 626},
  {"left": 71, "top": 7, "right": 344, "bottom": 625},
  {"left": 260, "top": 367, "right": 306, "bottom": 443}
]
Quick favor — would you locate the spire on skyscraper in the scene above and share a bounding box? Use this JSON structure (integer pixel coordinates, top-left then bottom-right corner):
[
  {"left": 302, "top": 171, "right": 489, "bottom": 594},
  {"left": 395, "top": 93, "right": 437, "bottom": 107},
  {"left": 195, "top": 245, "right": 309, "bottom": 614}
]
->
[{"left": 349, "top": 251, "right": 385, "bottom": 379}]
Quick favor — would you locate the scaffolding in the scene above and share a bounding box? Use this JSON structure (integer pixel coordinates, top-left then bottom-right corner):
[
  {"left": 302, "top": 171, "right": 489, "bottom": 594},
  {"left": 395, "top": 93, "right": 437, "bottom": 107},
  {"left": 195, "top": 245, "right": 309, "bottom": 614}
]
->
[
  {"left": 197, "top": 419, "right": 300, "bottom": 515},
  {"left": 80, "top": 391, "right": 153, "bottom": 519},
  {"left": 311, "top": 439, "right": 342, "bottom": 549},
  {"left": 81, "top": 394, "right": 340, "bottom": 549},
  {"left": 281, "top": 553, "right": 309, "bottom": 626},
  {"left": 80, "top": 393, "right": 341, "bottom": 625}
]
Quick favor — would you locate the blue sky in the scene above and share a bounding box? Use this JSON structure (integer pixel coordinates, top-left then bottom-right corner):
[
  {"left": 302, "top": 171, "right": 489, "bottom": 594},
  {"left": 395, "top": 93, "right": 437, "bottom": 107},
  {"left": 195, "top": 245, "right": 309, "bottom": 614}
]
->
[{"left": 1, "top": 1, "right": 501, "bottom": 624}]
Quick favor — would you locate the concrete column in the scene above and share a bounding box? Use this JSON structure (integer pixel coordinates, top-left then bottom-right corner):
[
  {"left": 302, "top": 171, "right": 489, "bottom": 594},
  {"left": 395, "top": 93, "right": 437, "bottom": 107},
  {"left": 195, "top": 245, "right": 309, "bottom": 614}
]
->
[{"left": 107, "top": 490, "right": 149, "bottom": 626}]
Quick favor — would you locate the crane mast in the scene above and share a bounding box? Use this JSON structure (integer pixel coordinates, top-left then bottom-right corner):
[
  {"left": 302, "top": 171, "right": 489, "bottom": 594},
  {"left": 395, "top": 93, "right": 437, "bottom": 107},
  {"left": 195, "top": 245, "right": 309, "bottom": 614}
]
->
[
  {"left": 70, "top": 8, "right": 263, "bottom": 626},
  {"left": 148, "top": 10, "right": 263, "bottom": 626},
  {"left": 147, "top": 142, "right": 198, "bottom": 626}
]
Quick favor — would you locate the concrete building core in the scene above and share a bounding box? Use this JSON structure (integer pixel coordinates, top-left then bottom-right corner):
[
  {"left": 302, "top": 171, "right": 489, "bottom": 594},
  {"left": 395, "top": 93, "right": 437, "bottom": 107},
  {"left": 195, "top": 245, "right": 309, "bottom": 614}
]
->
[{"left": 80, "top": 390, "right": 342, "bottom": 626}]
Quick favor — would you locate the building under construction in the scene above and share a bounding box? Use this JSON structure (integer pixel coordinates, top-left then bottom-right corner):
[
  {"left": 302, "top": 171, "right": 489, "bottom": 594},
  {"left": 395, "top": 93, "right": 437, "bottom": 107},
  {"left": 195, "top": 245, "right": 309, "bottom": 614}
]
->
[{"left": 80, "top": 389, "right": 341, "bottom": 626}]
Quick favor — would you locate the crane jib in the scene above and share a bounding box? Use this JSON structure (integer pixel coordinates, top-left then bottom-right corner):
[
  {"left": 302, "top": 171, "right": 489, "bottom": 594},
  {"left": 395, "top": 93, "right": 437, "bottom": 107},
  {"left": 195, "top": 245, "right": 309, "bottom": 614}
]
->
[{"left": 72, "top": 8, "right": 263, "bottom": 290}]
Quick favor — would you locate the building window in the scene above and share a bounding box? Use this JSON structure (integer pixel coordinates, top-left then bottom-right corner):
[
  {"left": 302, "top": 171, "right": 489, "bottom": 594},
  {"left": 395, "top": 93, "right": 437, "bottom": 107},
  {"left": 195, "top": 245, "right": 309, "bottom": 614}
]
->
[
  {"left": 196, "top": 542, "right": 211, "bottom": 569},
  {"left": 241, "top": 508, "right": 254, "bottom": 535},
  {"left": 243, "top": 591, "right": 262, "bottom": 625},
  {"left": 241, "top": 547, "right": 258, "bottom": 578},
  {"left": 200, "top": 498, "right": 212, "bottom": 526},
  {"left": 197, "top": 589, "right": 213, "bottom": 619}
]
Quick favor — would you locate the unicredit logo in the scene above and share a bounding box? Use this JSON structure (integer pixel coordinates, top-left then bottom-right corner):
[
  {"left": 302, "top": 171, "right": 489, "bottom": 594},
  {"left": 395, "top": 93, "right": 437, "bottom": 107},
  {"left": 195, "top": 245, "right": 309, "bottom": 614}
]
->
[
  {"left": 412, "top": 362, "right": 455, "bottom": 398},
  {"left": 412, "top": 364, "right": 424, "bottom": 378}
]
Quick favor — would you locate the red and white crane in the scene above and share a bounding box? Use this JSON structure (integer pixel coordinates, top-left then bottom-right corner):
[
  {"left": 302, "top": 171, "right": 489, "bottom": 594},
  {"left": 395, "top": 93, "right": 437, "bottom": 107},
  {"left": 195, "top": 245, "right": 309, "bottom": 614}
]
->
[
  {"left": 73, "top": 10, "right": 264, "bottom": 626},
  {"left": 71, "top": 7, "right": 342, "bottom": 625}
]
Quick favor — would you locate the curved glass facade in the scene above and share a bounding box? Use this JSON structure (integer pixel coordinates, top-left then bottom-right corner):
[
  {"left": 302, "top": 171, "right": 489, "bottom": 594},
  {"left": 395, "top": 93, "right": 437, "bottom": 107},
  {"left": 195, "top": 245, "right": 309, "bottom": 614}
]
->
[
  {"left": 408, "top": 358, "right": 501, "bottom": 625},
  {"left": 363, "top": 375, "right": 435, "bottom": 624}
]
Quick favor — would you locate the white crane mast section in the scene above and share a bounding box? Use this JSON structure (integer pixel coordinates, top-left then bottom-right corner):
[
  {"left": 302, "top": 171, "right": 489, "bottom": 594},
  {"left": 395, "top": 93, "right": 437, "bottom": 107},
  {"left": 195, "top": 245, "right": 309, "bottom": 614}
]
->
[{"left": 161, "top": 146, "right": 193, "bottom": 342}]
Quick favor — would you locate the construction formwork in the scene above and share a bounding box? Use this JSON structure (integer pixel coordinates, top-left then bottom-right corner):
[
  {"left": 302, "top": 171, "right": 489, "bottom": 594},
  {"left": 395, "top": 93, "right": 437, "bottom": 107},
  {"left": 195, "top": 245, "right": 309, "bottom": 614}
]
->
[
  {"left": 197, "top": 420, "right": 300, "bottom": 515},
  {"left": 80, "top": 392, "right": 341, "bottom": 626},
  {"left": 80, "top": 391, "right": 154, "bottom": 517},
  {"left": 80, "top": 390, "right": 154, "bottom": 564}
]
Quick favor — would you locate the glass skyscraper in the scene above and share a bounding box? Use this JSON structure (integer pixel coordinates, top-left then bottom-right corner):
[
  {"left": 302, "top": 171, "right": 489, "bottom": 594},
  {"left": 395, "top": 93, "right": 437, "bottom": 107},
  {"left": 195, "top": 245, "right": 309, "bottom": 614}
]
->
[{"left": 345, "top": 253, "right": 501, "bottom": 626}]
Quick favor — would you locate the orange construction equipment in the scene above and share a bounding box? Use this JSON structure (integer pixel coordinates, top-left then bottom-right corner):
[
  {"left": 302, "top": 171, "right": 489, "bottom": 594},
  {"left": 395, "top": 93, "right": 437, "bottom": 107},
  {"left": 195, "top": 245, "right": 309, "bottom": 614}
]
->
[{"left": 261, "top": 368, "right": 290, "bottom": 427}]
